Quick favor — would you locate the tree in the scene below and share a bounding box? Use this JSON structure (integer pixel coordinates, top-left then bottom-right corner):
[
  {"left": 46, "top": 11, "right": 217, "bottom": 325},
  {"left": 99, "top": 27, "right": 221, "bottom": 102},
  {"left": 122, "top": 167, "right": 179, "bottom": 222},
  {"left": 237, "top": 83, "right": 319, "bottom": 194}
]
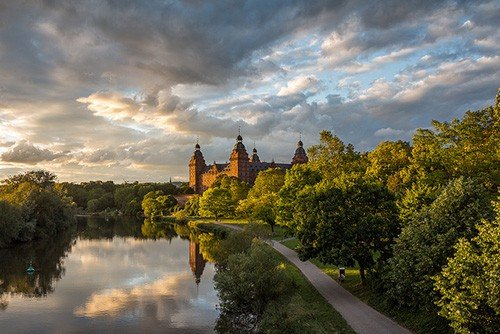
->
[
  {"left": 307, "top": 130, "right": 367, "bottom": 179},
  {"left": 199, "top": 187, "right": 234, "bottom": 220},
  {"left": 214, "top": 240, "right": 293, "bottom": 332},
  {"left": 397, "top": 181, "right": 439, "bottom": 225},
  {"left": 141, "top": 191, "right": 178, "bottom": 218},
  {"left": 212, "top": 174, "right": 250, "bottom": 203},
  {"left": 0, "top": 201, "right": 24, "bottom": 247},
  {"left": 366, "top": 140, "right": 412, "bottom": 193},
  {"left": 276, "top": 164, "right": 322, "bottom": 227},
  {"left": 434, "top": 201, "right": 500, "bottom": 334},
  {"left": 293, "top": 176, "right": 400, "bottom": 282},
  {"left": 384, "top": 177, "right": 494, "bottom": 309},
  {"left": 237, "top": 168, "right": 285, "bottom": 220},
  {"left": 3, "top": 170, "right": 56, "bottom": 188},
  {"left": 0, "top": 171, "right": 73, "bottom": 242},
  {"left": 183, "top": 194, "right": 200, "bottom": 216},
  {"left": 408, "top": 98, "right": 499, "bottom": 191},
  {"left": 251, "top": 194, "right": 279, "bottom": 232}
]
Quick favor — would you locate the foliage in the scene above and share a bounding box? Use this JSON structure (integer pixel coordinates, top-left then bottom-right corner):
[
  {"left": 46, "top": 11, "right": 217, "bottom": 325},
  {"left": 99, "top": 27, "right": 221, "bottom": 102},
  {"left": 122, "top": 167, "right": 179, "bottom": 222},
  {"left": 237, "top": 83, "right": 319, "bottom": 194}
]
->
[
  {"left": 0, "top": 171, "right": 74, "bottom": 246},
  {"left": 408, "top": 102, "right": 499, "bottom": 190},
  {"left": 237, "top": 168, "right": 285, "bottom": 231},
  {"left": 199, "top": 187, "right": 235, "bottom": 220},
  {"left": 397, "top": 182, "right": 439, "bottom": 225},
  {"left": 366, "top": 140, "right": 412, "bottom": 193},
  {"left": 183, "top": 194, "right": 200, "bottom": 216},
  {"left": 0, "top": 201, "right": 25, "bottom": 247},
  {"left": 57, "top": 180, "right": 180, "bottom": 215},
  {"left": 214, "top": 240, "right": 293, "bottom": 333},
  {"left": 293, "top": 176, "right": 400, "bottom": 282},
  {"left": 384, "top": 177, "right": 493, "bottom": 309},
  {"left": 212, "top": 174, "right": 250, "bottom": 203},
  {"left": 3, "top": 170, "right": 57, "bottom": 188},
  {"left": 307, "top": 130, "right": 368, "bottom": 179},
  {"left": 276, "top": 164, "right": 322, "bottom": 227},
  {"left": 434, "top": 200, "right": 500, "bottom": 334},
  {"left": 141, "top": 191, "right": 178, "bottom": 218}
]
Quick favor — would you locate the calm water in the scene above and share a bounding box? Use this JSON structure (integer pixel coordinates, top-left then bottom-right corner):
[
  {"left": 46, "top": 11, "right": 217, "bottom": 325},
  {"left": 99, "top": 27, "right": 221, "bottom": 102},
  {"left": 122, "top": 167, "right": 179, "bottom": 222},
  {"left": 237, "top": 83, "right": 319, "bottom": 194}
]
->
[{"left": 0, "top": 217, "right": 219, "bottom": 333}]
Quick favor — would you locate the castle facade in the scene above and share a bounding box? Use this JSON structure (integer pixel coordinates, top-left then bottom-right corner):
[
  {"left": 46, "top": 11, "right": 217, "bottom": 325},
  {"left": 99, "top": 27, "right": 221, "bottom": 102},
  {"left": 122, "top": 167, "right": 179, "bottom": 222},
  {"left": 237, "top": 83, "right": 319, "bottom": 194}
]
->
[{"left": 189, "top": 134, "right": 308, "bottom": 194}]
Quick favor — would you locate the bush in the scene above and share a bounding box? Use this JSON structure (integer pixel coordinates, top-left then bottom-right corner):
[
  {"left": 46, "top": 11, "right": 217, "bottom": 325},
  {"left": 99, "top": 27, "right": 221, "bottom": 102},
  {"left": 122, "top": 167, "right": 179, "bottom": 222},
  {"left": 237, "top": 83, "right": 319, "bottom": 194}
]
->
[{"left": 214, "top": 240, "right": 293, "bottom": 332}]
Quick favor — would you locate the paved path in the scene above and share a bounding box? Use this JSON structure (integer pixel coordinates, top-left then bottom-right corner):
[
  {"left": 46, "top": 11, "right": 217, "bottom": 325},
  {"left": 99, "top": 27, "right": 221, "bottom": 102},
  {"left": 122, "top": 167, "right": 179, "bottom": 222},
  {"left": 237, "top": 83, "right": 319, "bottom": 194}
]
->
[{"left": 215, "top": 222, "right": 412, "bottom": 334}]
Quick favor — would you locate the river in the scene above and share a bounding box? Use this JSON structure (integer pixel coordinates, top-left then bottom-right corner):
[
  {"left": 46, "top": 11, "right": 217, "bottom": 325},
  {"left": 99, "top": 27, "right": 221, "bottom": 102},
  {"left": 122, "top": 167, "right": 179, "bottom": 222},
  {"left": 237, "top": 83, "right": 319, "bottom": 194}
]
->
[{"left": 0, "top": 217, "right": 219, "bottom": 333}]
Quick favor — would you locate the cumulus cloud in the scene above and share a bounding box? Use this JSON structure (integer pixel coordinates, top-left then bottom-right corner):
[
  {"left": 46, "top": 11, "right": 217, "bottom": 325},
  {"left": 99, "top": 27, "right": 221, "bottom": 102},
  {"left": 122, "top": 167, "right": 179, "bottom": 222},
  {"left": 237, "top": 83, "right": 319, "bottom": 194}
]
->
[
  {"left": 277, "top": 75, "right": 321, "bottom": 96},
  {"left": 1, "top": 141, "right": 66, "bottom": 164}
]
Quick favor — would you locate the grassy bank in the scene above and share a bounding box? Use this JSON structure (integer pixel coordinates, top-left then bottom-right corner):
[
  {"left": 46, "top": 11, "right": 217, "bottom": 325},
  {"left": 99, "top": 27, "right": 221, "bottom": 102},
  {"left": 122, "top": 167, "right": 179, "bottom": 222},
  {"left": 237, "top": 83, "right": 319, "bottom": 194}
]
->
[
  {"left": 268, "top": 248, "right": 354, "bottom": 333},
  {"left": 282, "top": 237, "right": 449, "bottom": 334},
  {"left": 211, "top": 222, "right": 353, "bottom": 333}
]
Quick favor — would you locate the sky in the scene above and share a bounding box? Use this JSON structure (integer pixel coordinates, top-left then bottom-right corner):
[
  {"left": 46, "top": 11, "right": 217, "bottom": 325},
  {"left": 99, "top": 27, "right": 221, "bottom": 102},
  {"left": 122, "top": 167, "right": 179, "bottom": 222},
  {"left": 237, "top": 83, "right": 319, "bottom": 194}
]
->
[{"left": 0, "top": 0, "right": 498, "bottom": 183}]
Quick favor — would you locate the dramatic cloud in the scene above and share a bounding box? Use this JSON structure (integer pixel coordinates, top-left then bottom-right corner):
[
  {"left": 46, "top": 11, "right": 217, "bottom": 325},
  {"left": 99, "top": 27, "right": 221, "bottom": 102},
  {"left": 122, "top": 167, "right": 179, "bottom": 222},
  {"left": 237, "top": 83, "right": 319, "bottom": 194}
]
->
[
  {"left": 1, "top": 141, "right": 66, "bottom": 164},
  {"left": 0, "top": 0, "right": 498, "bottom": 181}
]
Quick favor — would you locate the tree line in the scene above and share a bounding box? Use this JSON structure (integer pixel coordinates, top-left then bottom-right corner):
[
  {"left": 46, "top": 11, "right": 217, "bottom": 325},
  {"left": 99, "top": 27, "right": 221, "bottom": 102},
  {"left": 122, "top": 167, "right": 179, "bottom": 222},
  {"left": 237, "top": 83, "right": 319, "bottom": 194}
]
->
[
  {"left": 0, "top": 172, "right": 192, "bottom": 247},
  {"left": 178, "top": 90, "right": 500, "bottom": 333}
]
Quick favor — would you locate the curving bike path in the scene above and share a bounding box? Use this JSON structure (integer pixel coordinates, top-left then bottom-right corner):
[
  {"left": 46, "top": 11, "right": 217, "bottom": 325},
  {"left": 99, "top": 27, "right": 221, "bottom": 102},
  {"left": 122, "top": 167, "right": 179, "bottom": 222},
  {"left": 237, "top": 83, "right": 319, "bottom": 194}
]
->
[{"left": 216, "top": 222, "right": 412, "bottom": 334}]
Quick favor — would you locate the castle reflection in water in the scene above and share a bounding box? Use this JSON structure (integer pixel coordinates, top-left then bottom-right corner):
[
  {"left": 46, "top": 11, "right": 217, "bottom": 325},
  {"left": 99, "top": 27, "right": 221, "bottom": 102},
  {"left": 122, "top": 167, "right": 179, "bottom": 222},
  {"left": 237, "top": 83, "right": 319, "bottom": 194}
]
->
[{"left": 189, "top": 241, "right": 207, "bottom": 285}]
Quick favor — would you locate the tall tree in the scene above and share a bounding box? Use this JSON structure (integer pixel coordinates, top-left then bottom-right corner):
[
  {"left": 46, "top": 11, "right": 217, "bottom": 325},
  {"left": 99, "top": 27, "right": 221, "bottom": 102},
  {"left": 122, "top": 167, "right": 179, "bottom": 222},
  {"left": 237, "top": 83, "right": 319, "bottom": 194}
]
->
[
  {"left": 434, "top": 201, "right": 500, "bottom": 334},
  {"left": 237, "top": 168, "right": 284, "bottom": 222},
  {"left": 276, "top": 164, "right": 322, "bottom": 227},
  {"left": 199, "top": 187, "right": 234, "bottom": 220},
  {"left": 366, "top": 140, "right": 412, "bottom": 193},
  {"left": 293, "top": 176, "right": 400, "bottom": 282},
  {"left": 384, "top": 177, "right": 493, "bottom": 309},
  {"left": 307, "top": 130, "right": 367, "bottom": 179}
]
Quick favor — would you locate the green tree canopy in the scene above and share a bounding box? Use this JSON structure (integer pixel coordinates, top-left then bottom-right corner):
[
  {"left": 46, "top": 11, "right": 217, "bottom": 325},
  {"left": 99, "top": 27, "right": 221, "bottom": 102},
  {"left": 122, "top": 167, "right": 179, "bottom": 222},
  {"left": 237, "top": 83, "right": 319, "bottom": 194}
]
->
[
  {"left": 141, "top": 191, "right": 178, "bottom": 218},
  {"left": 276, "top": 164, "right": 322, "bottom": 227},
  {"left": 0, "top": 170, "right": 73, "bottom": 243},
  {"left": 212, "top": 174, "right": 250, "bottom": 204},
  {"left": 307, "top": 130, "right": 367, "bottom": 179},
  {"left": 408, "top": 99, "right": 499, "bottom": 190},
  {"left": 293, "top": 176, "right": 400, "bottom": 282},
  {"left": 434, "top": 200, "right": 500, "bottom": 333},
  {"left": 237, "top": 168, "right": 285, "bottom": 228},
  {"left": 384, "top": 177, "right": 494, "bottom": 309},
  {"left": 366, "top": 140, "right": 412, "bottom": 193},
  {"left": 199, "top": 187, "right": 234, "bottom": 220}
]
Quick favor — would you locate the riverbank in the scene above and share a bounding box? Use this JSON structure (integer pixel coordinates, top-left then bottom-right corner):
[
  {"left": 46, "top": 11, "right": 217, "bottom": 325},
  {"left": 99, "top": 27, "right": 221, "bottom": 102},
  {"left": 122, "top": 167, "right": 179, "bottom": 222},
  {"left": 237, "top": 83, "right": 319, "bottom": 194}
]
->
[
  {"left": 199, "top": 221, "right": 351, "bottom": 333},
  {"left": 215, "top": 222, "right": 411, "bottom": 334},
  {"left": 281, "top": 238, "right": 450, "bottom": 334}
]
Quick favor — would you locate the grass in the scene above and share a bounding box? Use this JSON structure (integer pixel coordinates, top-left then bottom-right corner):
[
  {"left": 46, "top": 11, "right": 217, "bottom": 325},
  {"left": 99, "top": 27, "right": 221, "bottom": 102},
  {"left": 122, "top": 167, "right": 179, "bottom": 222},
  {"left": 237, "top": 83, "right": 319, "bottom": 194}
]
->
[
  {"left": 281, "top": 237, "right": 450, "bottom": 334},
  {"left": 264, "top": 245, "right": 355, "bottom": 333},
  {"left": 211, "top": 223, "right": 354, "bottom": 333}
]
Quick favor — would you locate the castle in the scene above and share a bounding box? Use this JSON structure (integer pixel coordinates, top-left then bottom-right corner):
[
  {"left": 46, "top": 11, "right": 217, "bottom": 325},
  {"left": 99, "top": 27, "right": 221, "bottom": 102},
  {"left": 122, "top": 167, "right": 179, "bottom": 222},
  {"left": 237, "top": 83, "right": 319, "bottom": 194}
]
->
[{"left": 189, "top": 134, "right": 308, "bottom": 194}]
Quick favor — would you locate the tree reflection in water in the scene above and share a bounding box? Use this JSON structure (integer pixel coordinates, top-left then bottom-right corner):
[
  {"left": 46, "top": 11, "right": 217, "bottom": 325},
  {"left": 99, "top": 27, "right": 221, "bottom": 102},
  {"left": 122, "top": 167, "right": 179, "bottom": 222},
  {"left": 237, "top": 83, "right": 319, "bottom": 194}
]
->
[
  {"left": 0, "top": 226, "right": 75, "bottom": 310},
  {"left": 0, "top": 216, "right": 225, "bottom": 312}
]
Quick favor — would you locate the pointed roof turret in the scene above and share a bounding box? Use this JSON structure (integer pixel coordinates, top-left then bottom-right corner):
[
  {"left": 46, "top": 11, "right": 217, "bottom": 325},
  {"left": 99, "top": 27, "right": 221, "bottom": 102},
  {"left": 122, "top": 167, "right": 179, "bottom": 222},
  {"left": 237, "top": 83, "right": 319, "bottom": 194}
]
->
[
  {"left": 292, "top": 136, "right": 308, "bottom": 165},
  {"left": 250, "top": 146, "right": 260, "bottom": 162}
]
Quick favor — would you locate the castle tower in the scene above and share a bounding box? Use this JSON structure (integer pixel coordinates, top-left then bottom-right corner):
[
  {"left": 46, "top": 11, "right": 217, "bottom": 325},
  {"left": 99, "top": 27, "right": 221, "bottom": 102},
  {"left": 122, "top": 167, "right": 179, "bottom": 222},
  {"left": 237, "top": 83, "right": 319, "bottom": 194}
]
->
[
  {"left": 249, "top": 146, "right": 260, "bottom": 162},
  {"left": 292, "top": 140, "right": 308, "bottom": 164},
  {"left": 189, "top": 142, "right": 206, "bottom": 194},
  {"left": 228, "top": 134, "right": 249, "bottom": 182}
]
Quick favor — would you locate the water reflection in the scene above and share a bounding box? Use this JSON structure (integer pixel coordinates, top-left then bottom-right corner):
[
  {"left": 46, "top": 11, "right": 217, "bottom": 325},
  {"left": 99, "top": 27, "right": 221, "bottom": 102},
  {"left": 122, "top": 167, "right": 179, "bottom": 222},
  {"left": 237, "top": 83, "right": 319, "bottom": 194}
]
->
[
  {"left": 189, "top": 241, "right": 207, "bottom": 285},
  {"left": 0, "top": 226, "right": 75, "bottom": 305},
  {"left": 0, "top": 217, "right": 219, "bottom": 333}
]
